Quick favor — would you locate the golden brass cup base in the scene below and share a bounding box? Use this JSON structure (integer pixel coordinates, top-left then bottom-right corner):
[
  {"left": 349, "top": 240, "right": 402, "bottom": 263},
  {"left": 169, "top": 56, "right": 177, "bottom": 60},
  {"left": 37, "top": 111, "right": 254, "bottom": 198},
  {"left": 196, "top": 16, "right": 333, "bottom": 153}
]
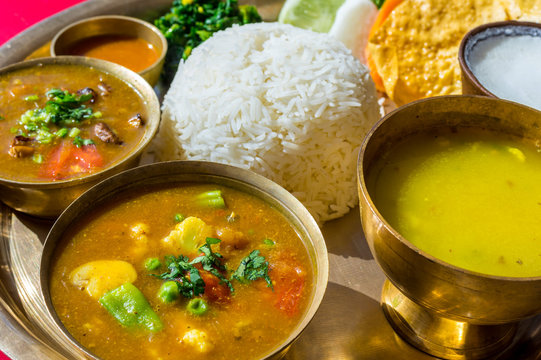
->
[{"left": 381, "top": 280, "right": 518, "bottom": 359}]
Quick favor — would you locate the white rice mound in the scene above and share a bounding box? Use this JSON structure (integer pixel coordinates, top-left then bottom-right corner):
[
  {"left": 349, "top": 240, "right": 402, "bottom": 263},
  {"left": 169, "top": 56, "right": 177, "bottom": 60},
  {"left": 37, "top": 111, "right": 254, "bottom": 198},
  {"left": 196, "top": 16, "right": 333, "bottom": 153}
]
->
[{"left": 155, "top": 22, "right": 380, "bottom": 224}]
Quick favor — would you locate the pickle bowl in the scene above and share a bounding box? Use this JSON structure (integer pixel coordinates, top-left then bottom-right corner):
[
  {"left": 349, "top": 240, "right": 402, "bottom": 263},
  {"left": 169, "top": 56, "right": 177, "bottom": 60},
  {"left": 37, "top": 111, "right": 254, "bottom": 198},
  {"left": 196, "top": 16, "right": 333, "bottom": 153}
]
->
[
  {"left": 0, "top": 56, "right": 161, "bottom": 218},
  {"left": 51, "top": 15, "right": 167, "bottom": 86},
  {"left": 357, "top": 95, "right": 541, "bottom": 359},
  {"left": 39, "top": 160, "right": 329, "bottom": 360}
]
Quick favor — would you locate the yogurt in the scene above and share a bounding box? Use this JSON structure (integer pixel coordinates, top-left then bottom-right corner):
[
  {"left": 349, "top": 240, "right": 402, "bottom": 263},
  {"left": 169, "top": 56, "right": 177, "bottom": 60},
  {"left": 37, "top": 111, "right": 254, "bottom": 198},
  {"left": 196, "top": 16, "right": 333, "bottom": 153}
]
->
[{"left": 468, "top": 31, "right": 541, "bottom": 111}]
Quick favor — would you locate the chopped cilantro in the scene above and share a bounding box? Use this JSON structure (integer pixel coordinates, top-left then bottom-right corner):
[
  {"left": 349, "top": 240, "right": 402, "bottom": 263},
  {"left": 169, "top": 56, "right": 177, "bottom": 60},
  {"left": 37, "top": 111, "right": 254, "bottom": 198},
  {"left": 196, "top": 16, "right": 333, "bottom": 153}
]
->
[
  {"left": 231, "top": 250, "right": 273, "bottom": 289},
  {"left": 190, "top": 238, "right": 234, "bottom": 292},
  {"left": 155, "top": 238, "right": 231, "bottom": 298},
  {"left": 73, "top": 136, "right": 95, "bottom": 148},
  {"left": 263, "top": 238, "right": 275, "bottom": 246},
  {"left": 13, "top": 88, "right": 98, "bottom": 145},
  {"left": 155, "top": 238, "right": 273, "bottom": 298},
  {"left": 156, "top": 254, "right": 206, "bottom": 298}
]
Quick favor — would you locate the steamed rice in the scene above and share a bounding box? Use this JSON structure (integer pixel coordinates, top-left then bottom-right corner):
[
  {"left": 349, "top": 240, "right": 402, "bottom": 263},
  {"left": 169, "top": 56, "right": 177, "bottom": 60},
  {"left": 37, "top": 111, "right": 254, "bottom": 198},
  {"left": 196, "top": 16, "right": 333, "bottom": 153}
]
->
[{"left": 155, "top": 22, "right": 379, "bottom": 223}]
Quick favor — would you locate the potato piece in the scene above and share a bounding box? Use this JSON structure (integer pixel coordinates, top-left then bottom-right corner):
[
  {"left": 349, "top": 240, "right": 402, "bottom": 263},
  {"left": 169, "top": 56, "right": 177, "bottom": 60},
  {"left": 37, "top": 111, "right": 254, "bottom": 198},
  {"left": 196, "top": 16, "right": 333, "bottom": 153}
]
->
[
  {"left": 69, "top": 260, "right": 137, "bottom": 299},
  {"left": 162, "top": 217, "right": 213, "bottom": 254},
  {"left": 181, "top": 329, "right": 214, "bottom": 353},
  {"left": 215, "top": 226, "right": 248, "bottom": 251}
]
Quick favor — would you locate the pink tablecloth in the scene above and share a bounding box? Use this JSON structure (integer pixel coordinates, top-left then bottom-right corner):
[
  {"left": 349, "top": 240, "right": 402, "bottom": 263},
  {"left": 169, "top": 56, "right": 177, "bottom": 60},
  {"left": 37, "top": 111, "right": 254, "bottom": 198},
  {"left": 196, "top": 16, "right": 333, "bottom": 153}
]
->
[
  {"left": 0, "top": 0, "right": 88, "bottom": 45},
  {"left": 0, "top": 2, "right": 89, "bottom": 358}
]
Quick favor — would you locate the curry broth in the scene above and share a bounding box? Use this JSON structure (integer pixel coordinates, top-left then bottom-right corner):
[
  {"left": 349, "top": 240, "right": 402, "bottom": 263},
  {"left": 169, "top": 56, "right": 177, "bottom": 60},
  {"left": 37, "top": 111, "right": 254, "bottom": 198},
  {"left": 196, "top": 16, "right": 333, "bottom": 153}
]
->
[
  {"left": 50, "top": 184, "right": 314, "bottom": 360},
  {"left": 0, "top": 64, "right": 146, "bottom": 182}
]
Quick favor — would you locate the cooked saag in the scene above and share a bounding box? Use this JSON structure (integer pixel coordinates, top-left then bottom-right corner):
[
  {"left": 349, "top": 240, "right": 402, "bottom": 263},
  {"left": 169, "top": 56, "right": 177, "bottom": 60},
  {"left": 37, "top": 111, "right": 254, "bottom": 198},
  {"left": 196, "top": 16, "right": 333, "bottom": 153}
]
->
[{"left": 154, "top": 0, "right": 262, "bottom": 82}]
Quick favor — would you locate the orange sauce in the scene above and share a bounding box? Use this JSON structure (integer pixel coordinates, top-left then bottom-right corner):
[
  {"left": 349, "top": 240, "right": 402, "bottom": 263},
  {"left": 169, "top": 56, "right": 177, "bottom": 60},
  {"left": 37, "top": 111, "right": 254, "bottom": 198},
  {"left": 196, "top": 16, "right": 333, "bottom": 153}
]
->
[{"left": 67, "top": 34, "right": 160, "bottom": 72}]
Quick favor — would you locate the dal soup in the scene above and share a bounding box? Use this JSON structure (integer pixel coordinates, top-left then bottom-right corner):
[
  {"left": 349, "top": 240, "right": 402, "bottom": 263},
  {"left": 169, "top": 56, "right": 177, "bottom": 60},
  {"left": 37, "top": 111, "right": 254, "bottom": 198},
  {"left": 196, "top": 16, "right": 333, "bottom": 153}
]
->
[
  {"left": 368, "top": 128, "right": 541, "bottom": 277},
  {"left": 50, "top": 183, "right": 314, "bottom": 360},
  {"left": 0, "top": 63, "right": 147, "bottom": 182}
]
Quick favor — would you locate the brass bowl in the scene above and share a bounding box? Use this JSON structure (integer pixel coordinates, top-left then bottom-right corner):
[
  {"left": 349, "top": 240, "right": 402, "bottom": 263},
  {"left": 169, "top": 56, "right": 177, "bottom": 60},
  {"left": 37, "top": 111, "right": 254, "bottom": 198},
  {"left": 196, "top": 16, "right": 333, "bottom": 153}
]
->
[
  {"left": 39, "top": 160, "right": 329, "bottom": 359},
  {"left": 459, "top": 20, "right": 541, "bottom": 101},
  {"left": 0, "top": 56, "right": 160, "bottom": 218},
  {"left": 51, "top": 15, "right": 167, "bottom": 86},
  {"left": 357, "top": 95, "right": 541, "bottom": 359}
]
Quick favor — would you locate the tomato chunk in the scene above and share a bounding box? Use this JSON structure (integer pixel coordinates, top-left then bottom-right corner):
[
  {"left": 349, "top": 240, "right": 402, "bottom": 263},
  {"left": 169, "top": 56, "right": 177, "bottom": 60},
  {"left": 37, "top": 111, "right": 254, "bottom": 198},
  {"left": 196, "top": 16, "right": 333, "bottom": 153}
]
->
[
  {"left": 40, "top": 141, "right": 103, "bottom": 180},
  {"left": 270, "top": 256, "right": 307, "bottom": 317},
  {"left": 200, "top": 271, "right": 231, "bottom": 304}
]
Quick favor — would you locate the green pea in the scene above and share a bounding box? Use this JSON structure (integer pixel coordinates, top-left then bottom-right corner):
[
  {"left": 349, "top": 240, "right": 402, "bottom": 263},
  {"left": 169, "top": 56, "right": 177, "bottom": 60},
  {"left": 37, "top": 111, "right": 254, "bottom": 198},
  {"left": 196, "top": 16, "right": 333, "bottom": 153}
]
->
[
  {"left": 158, "top": 281, "right": 179, "bottom": 303},
  {"left": 144, "top": 258, "right": 161, "bottom": 271},
  {"left": 186, "top": 298, "right": 208, "bottom": 316}
]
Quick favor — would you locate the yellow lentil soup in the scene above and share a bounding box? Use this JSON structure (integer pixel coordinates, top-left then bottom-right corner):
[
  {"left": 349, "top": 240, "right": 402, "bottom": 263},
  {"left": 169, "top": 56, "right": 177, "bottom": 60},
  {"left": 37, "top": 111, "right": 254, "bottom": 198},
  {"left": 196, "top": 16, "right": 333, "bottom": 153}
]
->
[
  {"left": 0, "top": 63, "right": 147, "bottom": 182},
  {"left": 50, "top": 183, "right": 314, "bottom": 360},
  {"left": 368, "top": 128, "right": 541, "bottom": 277}
]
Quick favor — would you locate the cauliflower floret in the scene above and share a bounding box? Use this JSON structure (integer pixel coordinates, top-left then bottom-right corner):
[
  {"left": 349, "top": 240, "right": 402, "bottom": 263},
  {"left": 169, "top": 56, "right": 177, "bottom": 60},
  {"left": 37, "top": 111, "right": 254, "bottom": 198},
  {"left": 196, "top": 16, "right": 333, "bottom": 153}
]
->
[
  {"left": 69, "top": 260, "right": 137, "bottom": 299},
  {"left": 130, "top": 222, "right": 150, "bottom": 258},
  {"left": 181, "top": 329, "right": 214, "bottom": 353},
  {"left": 162, "top": 217, "right": 213, "bottom": 254}
]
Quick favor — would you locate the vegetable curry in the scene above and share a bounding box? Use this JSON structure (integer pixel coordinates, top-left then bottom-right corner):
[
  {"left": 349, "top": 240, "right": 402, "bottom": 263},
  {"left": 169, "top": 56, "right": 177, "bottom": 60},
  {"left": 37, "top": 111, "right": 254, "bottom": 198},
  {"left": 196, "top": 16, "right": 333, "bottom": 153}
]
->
[
  {"left": 50, "top": 184, "right": 314, "bottom": 360},
  {"left": 0, "top": 63, "right": 147, "bottom": 182}
]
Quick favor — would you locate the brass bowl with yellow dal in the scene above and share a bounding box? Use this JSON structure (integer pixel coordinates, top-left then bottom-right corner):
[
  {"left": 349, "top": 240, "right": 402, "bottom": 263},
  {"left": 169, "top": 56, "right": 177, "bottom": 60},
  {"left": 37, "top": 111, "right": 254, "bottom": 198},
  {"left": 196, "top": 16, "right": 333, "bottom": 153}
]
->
[{"left": 358, "top": 95, "right": 541, "bottom": 359}]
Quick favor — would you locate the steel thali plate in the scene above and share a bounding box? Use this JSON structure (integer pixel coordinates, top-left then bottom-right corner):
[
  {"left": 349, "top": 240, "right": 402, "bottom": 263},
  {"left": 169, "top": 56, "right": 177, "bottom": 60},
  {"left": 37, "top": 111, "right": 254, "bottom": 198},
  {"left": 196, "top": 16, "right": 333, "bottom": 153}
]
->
[{"left": 0, "top": 0, "right": 540, "bottom": 359}]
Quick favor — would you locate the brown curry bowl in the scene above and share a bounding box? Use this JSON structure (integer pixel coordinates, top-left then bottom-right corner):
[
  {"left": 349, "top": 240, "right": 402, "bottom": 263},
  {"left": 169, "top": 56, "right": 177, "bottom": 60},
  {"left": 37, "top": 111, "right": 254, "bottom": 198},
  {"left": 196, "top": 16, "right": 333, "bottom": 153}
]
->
[
  {"left": 459, "top": 20, "right": 541, "bottom": 98},
  {"left": 51, "top": 15, "right": 167, "bottom": 86},
  {"left": 358, "top": 96, "right": 541, "bottom": 359},
  {"left": 39, "top": 160, "right": 329, "bottom": 359},
  {"left": 0, "top": 56, "right": 160, "bottom": 218}
]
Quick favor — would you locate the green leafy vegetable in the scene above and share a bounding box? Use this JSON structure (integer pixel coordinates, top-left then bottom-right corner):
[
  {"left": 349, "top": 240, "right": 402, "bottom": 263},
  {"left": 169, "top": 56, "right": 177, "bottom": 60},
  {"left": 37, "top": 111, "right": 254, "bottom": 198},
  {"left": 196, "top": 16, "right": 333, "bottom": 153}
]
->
[
  {"left": 157, "top": 254, "right": 206, "bottom": 298},
  {"left": 231, "top": 250, "right": 273, "bottom": 289},
  {"left": 190, "top": 237, "right": 233, "bottom": 292},
  {"left": 155, "top": 238, "right": 273, "bottom": 300},
  {"left": 263, "top": 238, "right": 275, "bottom": 246},
  {"left": 155, "top": 238, "right": 233, "bottom": 298},
  {"left": 154, "top": 0, "right": 262, "bottom": 82},
  {"left": 372, "top": 0, "right": 385, "bottom": 9},
  {"left": 13, "top": 88, "right": 99, "bottom": 146},
  {"left": 72, "top": 136, "right": 95, "bottom": 148}
]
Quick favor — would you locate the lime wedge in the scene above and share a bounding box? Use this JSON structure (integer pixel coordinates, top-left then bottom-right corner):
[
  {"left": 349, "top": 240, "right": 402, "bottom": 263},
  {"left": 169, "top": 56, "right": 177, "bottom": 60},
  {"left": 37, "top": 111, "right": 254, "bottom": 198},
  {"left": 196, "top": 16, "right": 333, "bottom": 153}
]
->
[{"left": 278, "top": 0, "right": 347, "bottom": 33}]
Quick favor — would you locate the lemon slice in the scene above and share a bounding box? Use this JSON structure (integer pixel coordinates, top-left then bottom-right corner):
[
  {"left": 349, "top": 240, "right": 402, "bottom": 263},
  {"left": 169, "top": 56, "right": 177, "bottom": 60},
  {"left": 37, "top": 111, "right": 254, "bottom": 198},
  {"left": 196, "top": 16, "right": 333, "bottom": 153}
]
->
[{"left": 278, "top": 0, "right": 346, "bottom": 33}]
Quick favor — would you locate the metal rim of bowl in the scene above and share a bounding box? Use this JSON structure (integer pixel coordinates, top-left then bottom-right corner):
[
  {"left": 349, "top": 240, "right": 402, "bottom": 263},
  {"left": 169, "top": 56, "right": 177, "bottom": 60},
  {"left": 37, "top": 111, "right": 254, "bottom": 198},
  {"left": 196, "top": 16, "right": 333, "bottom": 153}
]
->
[
  {"left": 458, "top": 20, "right": 541, "bottom": 99},
  {"left": 50, "top": 14, "right": 168, "bottom": 79},
  {"left": 358, "top": 94, "right": 541, "bottom": 283},
  {"left": 0, "top": 55, "right": 161, "bottom": 189},
  {"left": 39, "top": 160, "right": 330, "bottom": 360}
]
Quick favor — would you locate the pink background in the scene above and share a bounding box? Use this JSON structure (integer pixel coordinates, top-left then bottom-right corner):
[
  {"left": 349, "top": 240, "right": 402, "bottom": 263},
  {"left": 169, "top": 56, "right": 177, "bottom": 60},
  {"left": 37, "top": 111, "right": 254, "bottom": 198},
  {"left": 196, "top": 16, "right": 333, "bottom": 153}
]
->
[
  {"left": 1, "top": 0, "right": 88, "bottom": 45},
  {"left": 1, "top": 2, "right": 89, "bottom": 359}
]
